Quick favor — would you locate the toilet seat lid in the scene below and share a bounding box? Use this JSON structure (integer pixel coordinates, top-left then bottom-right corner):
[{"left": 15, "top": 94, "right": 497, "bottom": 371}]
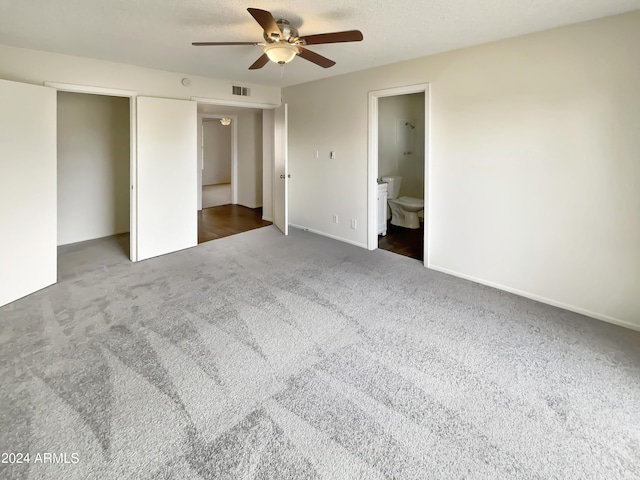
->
[{"left": 397, "top": 196, "right": 424, "bottom": 207}]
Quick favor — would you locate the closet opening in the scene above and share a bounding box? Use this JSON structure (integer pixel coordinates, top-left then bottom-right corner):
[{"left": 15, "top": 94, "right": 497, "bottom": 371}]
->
[{"left": 56, "top": 91, "right": 131, "bottom": 278}]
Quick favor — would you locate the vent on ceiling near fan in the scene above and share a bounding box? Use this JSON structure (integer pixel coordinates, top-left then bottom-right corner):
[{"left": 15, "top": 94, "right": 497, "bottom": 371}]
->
[{"left": 232, "top": 86, "right": 250, "bottom": 96}]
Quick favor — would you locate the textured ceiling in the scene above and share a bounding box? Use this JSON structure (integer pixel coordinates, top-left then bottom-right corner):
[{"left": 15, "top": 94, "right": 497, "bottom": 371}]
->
[{"left": 1, "top": 0, "right": 639, "bottom": 87}]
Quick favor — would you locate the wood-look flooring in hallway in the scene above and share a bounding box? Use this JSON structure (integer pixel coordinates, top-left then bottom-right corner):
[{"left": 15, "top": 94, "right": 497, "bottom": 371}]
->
[{"left": 198, "top": 204, "right": 272, "bottom": 244}]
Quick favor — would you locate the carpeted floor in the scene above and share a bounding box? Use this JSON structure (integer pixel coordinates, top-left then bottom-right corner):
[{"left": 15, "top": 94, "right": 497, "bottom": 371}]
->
[{"left": 1, "top": 226, "right": 639, "bottom": 479}]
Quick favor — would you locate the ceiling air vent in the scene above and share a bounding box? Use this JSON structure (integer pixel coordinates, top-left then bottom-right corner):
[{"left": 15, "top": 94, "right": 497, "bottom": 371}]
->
[{"left": 232, "top": 86, "right": 250, "bottom": 96}]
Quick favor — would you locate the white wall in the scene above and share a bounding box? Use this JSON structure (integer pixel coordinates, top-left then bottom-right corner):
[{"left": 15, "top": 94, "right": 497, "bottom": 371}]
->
[
  {"left": 0, "top": 44, "right": 280, "bottom": 106},
  {"left": 378, "top": 93, "right": 425, "bottom": 198},
  {"left": 57, "top": 92, "right": 130, "bottom": 245},
  {"left": 283, "top": 11, "right": 640, "bottom": 329},
  {"left": 262, "top": 109, "right": 274, "bottom": 221},
  {"left": 236, "top": 111, "right": 263, "bottom": 209},
  {"left": 202, "top": 120, "right": 231, "bottom": 186}
]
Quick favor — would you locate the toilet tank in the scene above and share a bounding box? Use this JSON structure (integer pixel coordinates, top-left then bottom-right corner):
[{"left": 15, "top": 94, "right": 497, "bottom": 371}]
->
[{"left": 381, "top": 176, "right": 402, "bottom": 199}]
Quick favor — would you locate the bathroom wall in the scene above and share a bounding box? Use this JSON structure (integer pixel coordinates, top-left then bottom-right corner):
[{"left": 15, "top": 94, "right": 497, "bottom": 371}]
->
[
  {"left": 378, "top": 92, "right": 425, "bottom": 198},
  {"left": 57, "top": 91, "right": 130, "bottom": 245}
]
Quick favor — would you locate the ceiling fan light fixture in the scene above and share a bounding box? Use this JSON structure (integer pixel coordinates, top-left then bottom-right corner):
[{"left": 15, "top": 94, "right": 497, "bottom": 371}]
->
[
  {"left": 264, "top": 42, "right": 298, "bottom": 64},
  {"left": 193, "top": 9, "right": 363, "bottom": 70}
]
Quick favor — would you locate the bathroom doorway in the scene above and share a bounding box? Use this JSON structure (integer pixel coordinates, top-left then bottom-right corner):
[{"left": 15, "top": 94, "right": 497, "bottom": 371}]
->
[{"left": 367, "top": 84, "right": 430, "bottom": 265}]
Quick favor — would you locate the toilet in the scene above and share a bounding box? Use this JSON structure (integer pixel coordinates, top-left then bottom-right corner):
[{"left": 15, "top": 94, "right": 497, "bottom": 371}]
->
[{"left": 381, "top": 176, "right": 424, "bottom": 229}]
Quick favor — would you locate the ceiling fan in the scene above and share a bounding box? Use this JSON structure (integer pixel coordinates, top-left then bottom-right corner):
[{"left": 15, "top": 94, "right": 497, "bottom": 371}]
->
[{"left": 192, "top": 8, "right": 363, "bottom": 70}]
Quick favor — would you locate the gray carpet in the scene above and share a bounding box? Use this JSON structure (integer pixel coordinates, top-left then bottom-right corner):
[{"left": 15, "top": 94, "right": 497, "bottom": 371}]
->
[{"left": 1, "top": 226, "right": 639, "bottom": 479}]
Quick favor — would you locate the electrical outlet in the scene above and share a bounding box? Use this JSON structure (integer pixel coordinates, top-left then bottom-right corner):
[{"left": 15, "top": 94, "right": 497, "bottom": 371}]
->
[
  {"left": 333, "top": 215, "right": 338, "bottom": 224},
  {"left": 351, "top": 219, "right": 357, "bottom": 230},
  {"left": 330, "top": 151, "right": 336, "bottom": 159}
]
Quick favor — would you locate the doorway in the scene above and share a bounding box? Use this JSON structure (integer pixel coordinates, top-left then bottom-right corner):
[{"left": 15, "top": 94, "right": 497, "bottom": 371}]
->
[
  {"left": 377, "top": 92, "right": 425, "bottom": 261},
  {"left": 196, "top": 104, "right": 271, "bottom": 244},
  {"left": 368, "top": 84, "right": 430, "bottom": 265},
  {"left": 200, "top": 114, "right": 236, "bottom": 209}
]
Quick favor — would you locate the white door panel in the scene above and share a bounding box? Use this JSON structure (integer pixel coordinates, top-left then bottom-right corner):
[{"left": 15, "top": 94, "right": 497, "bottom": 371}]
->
[
  {"left": 273, "top": 103, "right": 288, "bottom": 235},
  {"left": 137, "top": 97, "right": 197, "bottom": 261},
  {"left": 0, "top": 79, "right": 57, "bottom": 306}
]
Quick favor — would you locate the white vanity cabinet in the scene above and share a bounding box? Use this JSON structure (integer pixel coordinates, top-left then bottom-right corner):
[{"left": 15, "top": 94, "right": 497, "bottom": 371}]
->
[{"left": 377, "top": 182, "right": 388, "bottom": 236}]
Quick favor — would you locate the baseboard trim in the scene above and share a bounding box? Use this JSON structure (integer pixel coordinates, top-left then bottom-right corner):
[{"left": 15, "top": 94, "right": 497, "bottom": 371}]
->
[
  {"left": 58, "top": 230, "right": 131, "bottom": 247},
  {"left": 262, "top": 215, "right": 274, "bottom": 222},
  {"left": 427, "top": 263, "right": 640, "bottom": 332},
  {"left": 289, "top": 224, "right": 368, "bottom": 249},
  {"left": 237, "top": 202, "right": 261, "bottom": 210}
]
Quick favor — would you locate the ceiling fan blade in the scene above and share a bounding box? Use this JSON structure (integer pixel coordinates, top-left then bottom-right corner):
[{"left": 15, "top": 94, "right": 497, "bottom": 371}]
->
[
  {"left": 247, "top": 8, "right": 281, "bottom": 39},
  {"left": 299, "top": 30, "right": 363, "bottom": 45},
  {"left": 249, "top": 54, "right": 270, "bottom": 70},
  {"left": 297, "top": 47, "right": 336, "bottom": 68},
  {"left": 192, "top": 42, "right": 259, "bottom": 46}
]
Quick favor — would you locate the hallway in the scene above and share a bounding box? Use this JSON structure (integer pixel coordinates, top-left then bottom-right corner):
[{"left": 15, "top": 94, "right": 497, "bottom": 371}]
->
[
  {"left": 198, "top": 204, "right": 272, "bottom": 244},
  {"left": 202, "top": 183, "right": 231, "bottom": 208}
]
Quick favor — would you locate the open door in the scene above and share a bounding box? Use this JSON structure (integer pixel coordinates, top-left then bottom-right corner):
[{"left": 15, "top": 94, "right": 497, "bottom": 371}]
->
[
  {"left": 137, "top": 97, "right": 197, "bottom": 261},
  {"left": 0, "top": 79, "right": 57, "bottom": 307},
  {"left": 273, "top": 103, "right": 288, "bottom": 235}
]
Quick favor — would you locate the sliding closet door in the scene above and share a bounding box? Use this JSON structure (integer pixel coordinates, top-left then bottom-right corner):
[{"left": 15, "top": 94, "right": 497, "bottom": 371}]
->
[
  {"left": 136, "top": 97, "right": 197, "bottom": 261},
  {"left": 0, "top": 79, "right": 57, "bottom": 307}
]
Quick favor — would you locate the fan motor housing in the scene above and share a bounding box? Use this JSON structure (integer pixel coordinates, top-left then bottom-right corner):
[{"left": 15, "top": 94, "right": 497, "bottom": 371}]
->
[{"left": 264, "top": 19, "right": 299, "bottom": 43}]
